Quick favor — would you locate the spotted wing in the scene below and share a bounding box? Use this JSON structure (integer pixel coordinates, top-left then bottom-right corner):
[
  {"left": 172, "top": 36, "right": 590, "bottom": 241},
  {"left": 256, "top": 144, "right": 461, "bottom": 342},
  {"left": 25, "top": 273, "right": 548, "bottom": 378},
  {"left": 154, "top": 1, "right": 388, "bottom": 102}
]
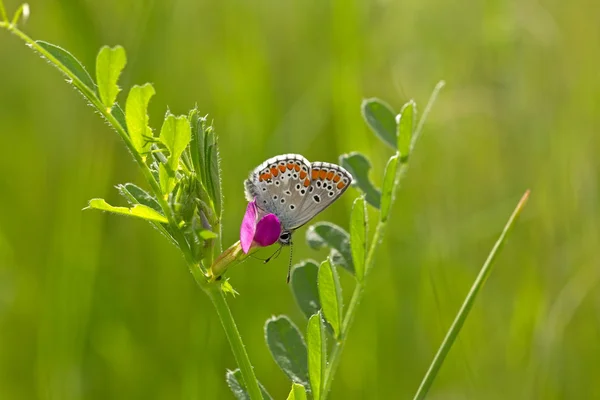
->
[
  {"left": 244, "top": 154, "right": 313, "bottom": 228},
  {"left": 285, "top": 161, "right": 353, "bottom": 230}
]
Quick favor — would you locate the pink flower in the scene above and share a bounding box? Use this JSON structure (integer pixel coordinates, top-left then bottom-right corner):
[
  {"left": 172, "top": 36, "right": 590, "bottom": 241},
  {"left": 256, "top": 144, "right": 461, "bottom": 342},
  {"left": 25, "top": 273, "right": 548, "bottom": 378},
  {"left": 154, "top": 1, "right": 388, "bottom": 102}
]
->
[
  {"left": 240, "top": 199, "right": 281, "bottom": 253},
  {"left": 208, "top": 199, "right": 281, "bottom": 281}
]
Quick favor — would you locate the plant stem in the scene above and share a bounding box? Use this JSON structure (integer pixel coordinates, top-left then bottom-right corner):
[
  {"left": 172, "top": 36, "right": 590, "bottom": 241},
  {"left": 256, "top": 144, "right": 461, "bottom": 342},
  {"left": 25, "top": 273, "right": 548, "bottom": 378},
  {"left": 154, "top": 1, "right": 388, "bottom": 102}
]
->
[
  {"left": 412, "top": 190, "right": 530, "bottom": 400},
  {"left": 322, "top": 218, "right": 387, "bottom": 397},
  {"left": 206, "top": 286, "right": 263, "bottom": 400}
]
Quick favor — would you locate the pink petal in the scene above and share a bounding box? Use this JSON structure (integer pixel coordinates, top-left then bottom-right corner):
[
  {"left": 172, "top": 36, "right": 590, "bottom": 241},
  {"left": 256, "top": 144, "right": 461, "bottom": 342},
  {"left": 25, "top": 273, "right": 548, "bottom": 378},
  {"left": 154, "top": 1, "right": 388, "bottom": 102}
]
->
[
  {"left": 240, "top": 200, "right": 258, "bottom": 253},
  {"left": 254, "top": 213, "right": 281, "bottom": 247}
]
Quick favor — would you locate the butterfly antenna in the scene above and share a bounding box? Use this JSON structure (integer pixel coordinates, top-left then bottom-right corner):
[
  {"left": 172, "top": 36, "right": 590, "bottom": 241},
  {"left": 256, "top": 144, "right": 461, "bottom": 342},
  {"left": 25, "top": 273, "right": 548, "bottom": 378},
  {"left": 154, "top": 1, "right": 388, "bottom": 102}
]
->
[
  {"left": 263, "top": 245, "right": 282, "bottom": 264},
  {"left": 286, "top": 241, "right": 294, "bottom": 284}
]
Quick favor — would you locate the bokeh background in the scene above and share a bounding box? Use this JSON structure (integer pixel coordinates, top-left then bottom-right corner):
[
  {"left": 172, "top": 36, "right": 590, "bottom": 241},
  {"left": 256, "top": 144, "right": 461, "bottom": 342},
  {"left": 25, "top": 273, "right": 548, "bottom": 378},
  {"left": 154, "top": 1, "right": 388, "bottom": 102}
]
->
[{"left": 1, "top": 0, "right": 599, "bottom": 398}]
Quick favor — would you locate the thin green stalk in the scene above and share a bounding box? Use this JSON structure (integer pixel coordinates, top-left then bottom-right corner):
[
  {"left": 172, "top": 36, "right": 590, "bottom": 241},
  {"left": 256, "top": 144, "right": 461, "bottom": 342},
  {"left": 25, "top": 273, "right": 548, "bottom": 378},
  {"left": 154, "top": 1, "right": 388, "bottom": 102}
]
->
[
  {"left": 413, "top": 190, "right": 530, "bottom": 400},
  {"left": 322, "top": 219, "right": 387, "bottom": 397},
  {"left": 411, "top": 80, "right": 445, "bottom": 152},
  {"left": 206, "top": 286, "right": 263, "bottom": 400}
]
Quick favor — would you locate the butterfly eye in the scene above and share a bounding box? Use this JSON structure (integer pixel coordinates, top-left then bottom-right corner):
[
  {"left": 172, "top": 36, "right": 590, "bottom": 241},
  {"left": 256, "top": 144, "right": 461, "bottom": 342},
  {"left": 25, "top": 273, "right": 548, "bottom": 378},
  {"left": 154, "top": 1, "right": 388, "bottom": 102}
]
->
[{"left": 279, "top": 231, "right": 291, "bottom": 244}]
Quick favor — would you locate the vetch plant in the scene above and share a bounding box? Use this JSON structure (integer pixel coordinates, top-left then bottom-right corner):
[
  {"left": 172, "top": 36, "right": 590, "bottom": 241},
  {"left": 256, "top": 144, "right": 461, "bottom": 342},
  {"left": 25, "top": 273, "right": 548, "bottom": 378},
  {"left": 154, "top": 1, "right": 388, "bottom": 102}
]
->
[{"left": 1, "top": 4, "right": 530, "bottom": 399}]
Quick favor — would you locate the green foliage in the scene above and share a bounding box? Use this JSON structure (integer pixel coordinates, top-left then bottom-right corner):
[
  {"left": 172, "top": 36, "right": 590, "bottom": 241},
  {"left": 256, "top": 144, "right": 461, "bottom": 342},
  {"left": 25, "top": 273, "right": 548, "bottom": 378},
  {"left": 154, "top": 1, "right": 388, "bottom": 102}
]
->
[
  {"left": 84, "top": 198, "right": 167, "bottom": 223},
  {"left": 290, "top": 260, "right": 321, "bottom": 319},
  {"left": 380, "top": 154, "right": 399, "bottom": 223},
  {"left": 125, "top": 83, "right": 155, "bottom": 156},
  {"left": 264, "top": 316, "right": 309, "bottom": 388},
  {"left": 226, "top": 369, "right": 273, "bottom": 400},
  {"left": 339, "top": 152, "right": 381, "bottom": 208},
  {"left": 158, "top": 114, "right": 192, "bottom": 194},
  {"left": 349, "top": 197, "right": 367, "bottom": 282},
  {"left": 306, "top": 313, "right": 326, "bottom": 400},
  {"left": 397, "top": 100, "right": 416, "bottom": 161},
  {"left": 305, "top": 222, "right": 354, "bottom": 275},
  {"left": 317, "top": 259, "right": 343, "bottom": 339},
  {"left": 361, "top": 98, "right": 397, "bottom": 149},
  {"left": 36, "top": 40, "right": 97, "bottom": 96},
  {"left": 95, "top": 45, "right": 126, "bottom": 109},
  {"left": 286, "top": 383, "right": 307, "bottom": 400}
]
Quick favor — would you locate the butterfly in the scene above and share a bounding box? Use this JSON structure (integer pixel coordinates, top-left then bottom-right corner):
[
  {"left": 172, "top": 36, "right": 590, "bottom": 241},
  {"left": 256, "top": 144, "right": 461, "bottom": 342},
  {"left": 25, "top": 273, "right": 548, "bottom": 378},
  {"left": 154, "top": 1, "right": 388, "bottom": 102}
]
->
[{"left": 244, "top": 154, "right": 353, "bottom": 279}]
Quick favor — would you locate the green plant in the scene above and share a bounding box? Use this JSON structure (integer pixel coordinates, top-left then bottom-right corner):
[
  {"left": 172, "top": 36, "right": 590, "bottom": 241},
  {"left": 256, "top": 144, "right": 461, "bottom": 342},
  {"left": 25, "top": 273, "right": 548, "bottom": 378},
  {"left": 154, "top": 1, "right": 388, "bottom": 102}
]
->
[{"left": 1, "top": 3, "right": 529, "bottom": 399}]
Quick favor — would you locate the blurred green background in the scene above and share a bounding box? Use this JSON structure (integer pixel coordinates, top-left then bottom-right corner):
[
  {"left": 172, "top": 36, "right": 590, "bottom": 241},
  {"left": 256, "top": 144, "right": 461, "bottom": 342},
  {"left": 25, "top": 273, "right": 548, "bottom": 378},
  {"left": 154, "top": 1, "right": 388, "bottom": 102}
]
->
[{"left": 1, "top": 0, "right": 599, "bottom": 398}]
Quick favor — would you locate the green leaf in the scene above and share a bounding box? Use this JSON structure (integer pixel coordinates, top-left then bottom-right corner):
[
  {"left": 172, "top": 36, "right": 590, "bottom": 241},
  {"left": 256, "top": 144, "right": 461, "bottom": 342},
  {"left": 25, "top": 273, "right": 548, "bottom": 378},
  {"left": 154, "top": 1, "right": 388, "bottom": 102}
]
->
[
  {"left": 380, "top": 154, "right": 399, "bottom": 223},
  {"left": 397, "top": 100, "right": 416, "bottom": 162},
  {"left": 290, "top": 260, "right": 321, "bottom": 319},
  {"left": 264, "top": 316, "right": 309, "bottom": 388},
  {"left": 226, "top": 369, "right": 273, "bottom": 400},
  {"left": 158, "top": 163, "right": 175, "bottom": 194},
  {"left": 286, "top": 383, "right": 307, "bottom": 400},
  {"left": 361, "top": 98, "right": 397, "bottom": 149},
  {"left": 307, "top": 313, "right": 326, "bottom": 400},
  {"left": 188, "top": 108, "right": 205, "bottom": 181},
  {"left": 339, "top": 152, "right": 381, "bottom": 209},
  {"left": 205, "top": 128, "right": 222, "bottom": 215},
  {"left": 317, "top": 259, "right": 343, "bottom": 339},
  {"left": 116, "top": 183, "right": 161, "bottom": 213},
  {"left": 350, "top": 197, "right": 367, "bottom": 282},
  {"left": 125, "top": 83, "right": 155, "bottom": 156},
  {"left": 84, "top": 198, "right": 167, "bottom": 223},
  {"left": 199, "top": 230, "right": 218, "bottom": 240},
  {"left": 160, "top": 114, "right": 192, "bottom": 170},
  {"left": 158, "top": 113, "right": 191, "bottom": 193},
  {"left": 36, "top": 41, "right": 97, "bottom": 97},
  {"left": 95, "top": 45, "right": 127, "bottom": 109},
  {"left": 306, "top": 222, "right": 354, "bottom": 274},
  {"left": 116, "top": 183, "right": 177, "bottom": 246}
]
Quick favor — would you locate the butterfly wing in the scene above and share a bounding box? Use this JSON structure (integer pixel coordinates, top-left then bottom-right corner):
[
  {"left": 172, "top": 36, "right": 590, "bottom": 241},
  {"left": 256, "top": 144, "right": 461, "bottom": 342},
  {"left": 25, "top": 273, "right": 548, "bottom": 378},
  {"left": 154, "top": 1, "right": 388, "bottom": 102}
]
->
[
  {"left": 244, "top": 154, "right": 313, "bottom": 227},
  {"left": 284, "top": 161, "right": 353, "bottom": 230}
]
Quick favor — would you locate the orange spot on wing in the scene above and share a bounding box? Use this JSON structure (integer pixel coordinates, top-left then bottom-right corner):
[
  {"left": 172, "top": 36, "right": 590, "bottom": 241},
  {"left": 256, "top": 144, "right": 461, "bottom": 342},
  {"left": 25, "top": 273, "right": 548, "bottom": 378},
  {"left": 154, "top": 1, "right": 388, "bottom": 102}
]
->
[
  {"left": 319, "top": 170, "right": 327, "bottom": 180},
  {"left": 270, "top": 167, "right": 279, "bottom": 177},
  {"left": 259, "top": 175, "right": 264, "bottom": 182},
  {"left": 337, "top": 181, "right": 346, "bottom": 190},
  {"left": 311, "top": 169, "right": 319, "bottom": 180},
  {"left": 279, "top": 165, "right": 286, "bottom": 173},
  {"left": 304, "top": 178, "right": 310, "bottom": 187},
  {"left": 287, "top": 163, "right": 294, "bottom": 170},
  {"left": 299, "top": 170, "right": 307, "bottom": 179},
  {"left": 326, "top": 171, "right": 334, "bottom": 180},
  {"left": 264, "top": 173, "right": 272, "bottom": 181},
  {"left": 333, "top": 174, "right": 341, "bottom": 183},
  {"left": 294, "top": 164, "right": 300, "bottom": 172}
]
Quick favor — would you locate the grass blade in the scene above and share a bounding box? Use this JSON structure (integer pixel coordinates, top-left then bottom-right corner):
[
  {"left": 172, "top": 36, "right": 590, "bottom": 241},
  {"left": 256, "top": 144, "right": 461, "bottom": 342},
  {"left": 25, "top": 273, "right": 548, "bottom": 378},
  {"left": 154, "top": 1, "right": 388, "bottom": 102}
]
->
[{"left": 413, "top": 189, "right": 530, "bottom": 400}]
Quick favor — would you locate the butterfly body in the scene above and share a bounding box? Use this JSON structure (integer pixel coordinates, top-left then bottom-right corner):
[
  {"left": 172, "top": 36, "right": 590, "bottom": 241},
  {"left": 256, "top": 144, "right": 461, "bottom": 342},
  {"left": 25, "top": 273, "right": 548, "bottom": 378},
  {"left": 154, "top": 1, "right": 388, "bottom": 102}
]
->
[{"left": 245, "top": 153, "right": 352, "bottom": 246}]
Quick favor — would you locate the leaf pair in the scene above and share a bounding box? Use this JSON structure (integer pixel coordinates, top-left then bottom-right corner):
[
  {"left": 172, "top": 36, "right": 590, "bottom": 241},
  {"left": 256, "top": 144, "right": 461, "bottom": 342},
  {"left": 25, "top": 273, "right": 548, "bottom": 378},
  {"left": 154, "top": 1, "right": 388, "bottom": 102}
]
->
[
  {"left": 341, "top": 99, "right": 417, "bottom": 210},
  {"left": 261, "top": 312, "right": 328, "bottom": 400},
  {"left": 361, "top": 98, "right": 416, "bottom": 158}
]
